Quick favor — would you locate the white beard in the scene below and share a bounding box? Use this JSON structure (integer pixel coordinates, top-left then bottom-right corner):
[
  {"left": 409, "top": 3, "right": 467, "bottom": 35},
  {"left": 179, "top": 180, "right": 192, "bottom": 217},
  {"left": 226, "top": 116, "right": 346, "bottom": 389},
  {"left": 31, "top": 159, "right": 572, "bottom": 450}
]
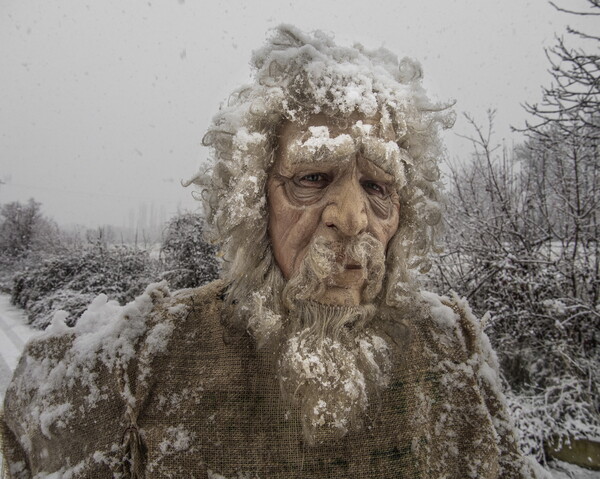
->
[
  {"left": 247, "top": 233, "right": 394, "bottom": 445},
  {"left": 277, "top": 301, "right": 392, "bottom": 445}
]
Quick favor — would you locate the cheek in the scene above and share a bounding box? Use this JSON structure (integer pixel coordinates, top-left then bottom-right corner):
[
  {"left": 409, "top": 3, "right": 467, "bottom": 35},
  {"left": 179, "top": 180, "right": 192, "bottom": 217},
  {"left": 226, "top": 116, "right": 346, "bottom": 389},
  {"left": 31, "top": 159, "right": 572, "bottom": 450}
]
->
[
  {"left": 377, "top": 204, "right": 400, "bottom": 248},
  {"left": 267, "top": 182, "right": 320, "bottom": 278},
  {"left": 268, "top": 207, "right": 305, "bottom": 252}
]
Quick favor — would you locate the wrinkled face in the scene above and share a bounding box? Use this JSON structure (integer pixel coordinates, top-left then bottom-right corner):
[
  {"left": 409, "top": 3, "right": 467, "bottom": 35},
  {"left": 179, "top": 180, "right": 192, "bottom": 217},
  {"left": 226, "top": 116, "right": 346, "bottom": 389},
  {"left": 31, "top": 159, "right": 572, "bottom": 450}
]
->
[{"left": 267, "top": 114, "right": 401, "bottom": 306}]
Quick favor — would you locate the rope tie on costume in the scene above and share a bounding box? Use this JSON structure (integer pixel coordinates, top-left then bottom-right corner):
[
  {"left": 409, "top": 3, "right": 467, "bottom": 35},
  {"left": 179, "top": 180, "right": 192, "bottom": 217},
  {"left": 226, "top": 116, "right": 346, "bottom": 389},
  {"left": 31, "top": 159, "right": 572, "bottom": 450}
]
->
[
  {"left": 119, "top": 405, "right": 147, "bottom": 479},
  {"left": 115, "top": 284, "right": 172, "bottom": 478}
]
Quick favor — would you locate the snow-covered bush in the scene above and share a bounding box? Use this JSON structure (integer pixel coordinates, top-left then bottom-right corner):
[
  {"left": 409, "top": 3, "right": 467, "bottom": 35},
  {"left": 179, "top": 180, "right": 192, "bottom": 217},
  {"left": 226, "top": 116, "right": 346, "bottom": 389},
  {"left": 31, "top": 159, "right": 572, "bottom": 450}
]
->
[
  {"left": 159, "top": 212, "right": 219, "bottom": 290},
  {"left": 12, "top": 244, "right": 161, "bottom": 329}
]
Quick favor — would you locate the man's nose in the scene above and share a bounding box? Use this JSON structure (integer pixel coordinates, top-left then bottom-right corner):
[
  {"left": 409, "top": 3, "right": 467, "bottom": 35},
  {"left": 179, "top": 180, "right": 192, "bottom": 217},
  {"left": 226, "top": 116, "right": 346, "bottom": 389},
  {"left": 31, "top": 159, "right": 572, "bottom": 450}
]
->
[{"left": 322, "top": 178, "right": 368, "bottom": 237}]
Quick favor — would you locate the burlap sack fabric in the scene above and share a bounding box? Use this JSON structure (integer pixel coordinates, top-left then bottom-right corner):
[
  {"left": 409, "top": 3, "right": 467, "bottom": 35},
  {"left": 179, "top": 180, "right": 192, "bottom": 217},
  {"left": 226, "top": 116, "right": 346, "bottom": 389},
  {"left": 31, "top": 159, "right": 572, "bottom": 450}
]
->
[{"left": 2, "top": 280, "right": 537, "bottom": 478}]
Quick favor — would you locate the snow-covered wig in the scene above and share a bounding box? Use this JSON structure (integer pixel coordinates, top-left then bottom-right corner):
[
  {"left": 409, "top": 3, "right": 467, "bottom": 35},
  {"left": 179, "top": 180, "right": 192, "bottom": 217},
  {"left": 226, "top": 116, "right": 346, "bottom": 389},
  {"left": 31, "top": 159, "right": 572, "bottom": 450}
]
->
[{"left": 187, "top": 25, "right": 454, "bottom": 321}]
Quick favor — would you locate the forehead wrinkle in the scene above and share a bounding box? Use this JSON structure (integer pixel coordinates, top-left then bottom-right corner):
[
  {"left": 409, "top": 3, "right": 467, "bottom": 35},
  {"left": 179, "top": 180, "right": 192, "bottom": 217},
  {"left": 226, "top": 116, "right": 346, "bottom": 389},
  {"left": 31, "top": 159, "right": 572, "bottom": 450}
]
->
[
  {"left": 360, "top": 150, "right": 388, "bottom": 174},
  {"left": 359, "top": 150, "right": 397, "bottom": 180}
]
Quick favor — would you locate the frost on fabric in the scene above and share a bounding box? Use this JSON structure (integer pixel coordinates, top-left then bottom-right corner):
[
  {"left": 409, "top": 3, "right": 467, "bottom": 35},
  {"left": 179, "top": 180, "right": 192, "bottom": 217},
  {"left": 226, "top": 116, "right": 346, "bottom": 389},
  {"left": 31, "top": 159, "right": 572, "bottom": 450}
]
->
[
  {"left": 281, "top": 333, "right": 368, "bottom": 431},
  {"left": 414, "top": 290, "right": 533, "bottom": 476},
  {"left": 146, "top": 424, "right": 198, "bottom": 476},
  {"left": 207, "top": 470, "right": 256, "bottom": 479},
  {"left": 32, "top": 459, "right": 86, "bottom": 479},
  {"left": 158, "top": 425, "right": 195, "bottom": 455},
  {"left": 155, "top": 386, "right": 205, "bottom": 417},
  {"left": 279, "top": 328, "right": 392, "bottom": 439}
]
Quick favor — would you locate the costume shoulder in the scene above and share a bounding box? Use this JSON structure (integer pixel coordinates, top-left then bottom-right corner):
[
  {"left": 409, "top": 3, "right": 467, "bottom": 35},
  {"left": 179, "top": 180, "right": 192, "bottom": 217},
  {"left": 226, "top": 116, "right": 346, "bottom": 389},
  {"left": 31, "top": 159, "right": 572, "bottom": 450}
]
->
[
  {"left": 1, "top": 279, "right": 227, "bottom": 479},
  {"left": 417, "top": 290, "right": 544, "bottom": 479}
]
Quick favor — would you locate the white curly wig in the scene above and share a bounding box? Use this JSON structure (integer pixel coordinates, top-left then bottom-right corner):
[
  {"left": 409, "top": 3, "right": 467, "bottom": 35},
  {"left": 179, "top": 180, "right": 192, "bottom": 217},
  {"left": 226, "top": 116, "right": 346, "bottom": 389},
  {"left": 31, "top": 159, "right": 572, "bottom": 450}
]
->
[{"left": 186, "top": 25, "right": 454, "bottom": 327}]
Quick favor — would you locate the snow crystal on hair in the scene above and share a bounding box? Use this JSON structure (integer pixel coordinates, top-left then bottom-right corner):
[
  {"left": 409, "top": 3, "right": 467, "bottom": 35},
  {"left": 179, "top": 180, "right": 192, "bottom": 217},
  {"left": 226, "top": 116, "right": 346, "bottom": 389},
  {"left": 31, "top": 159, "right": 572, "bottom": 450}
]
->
[{"left": 187, "top": 24, "right": 454, "bottom": 315}]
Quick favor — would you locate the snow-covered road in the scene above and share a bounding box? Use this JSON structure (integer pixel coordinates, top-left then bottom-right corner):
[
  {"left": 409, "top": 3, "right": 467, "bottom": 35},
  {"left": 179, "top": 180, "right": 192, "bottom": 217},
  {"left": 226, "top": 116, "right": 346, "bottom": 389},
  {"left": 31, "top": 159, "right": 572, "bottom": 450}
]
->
[{"left": 0, "top": 294, "right": 39, "bottom": 403}]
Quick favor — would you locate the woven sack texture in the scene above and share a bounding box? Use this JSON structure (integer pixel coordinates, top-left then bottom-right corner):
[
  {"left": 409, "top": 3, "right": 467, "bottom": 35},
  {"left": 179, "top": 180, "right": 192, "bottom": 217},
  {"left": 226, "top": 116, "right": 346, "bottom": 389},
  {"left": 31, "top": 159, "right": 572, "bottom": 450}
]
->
[{"left": 2, "top": 280, "right": 537, "bottom": 478}]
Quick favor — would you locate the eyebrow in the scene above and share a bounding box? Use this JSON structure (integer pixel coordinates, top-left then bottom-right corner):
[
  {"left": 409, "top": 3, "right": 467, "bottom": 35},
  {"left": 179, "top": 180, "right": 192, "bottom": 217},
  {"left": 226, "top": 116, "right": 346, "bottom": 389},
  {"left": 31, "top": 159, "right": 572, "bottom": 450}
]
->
[
  {"left": 285, "top": 136, "right": 356, "bottom": 165},
  {"left": 358, "top": 137, "right": 402, "bottom": 177},
  {"left": 357, "top": 156, "right": 395, "bottom": 183}
]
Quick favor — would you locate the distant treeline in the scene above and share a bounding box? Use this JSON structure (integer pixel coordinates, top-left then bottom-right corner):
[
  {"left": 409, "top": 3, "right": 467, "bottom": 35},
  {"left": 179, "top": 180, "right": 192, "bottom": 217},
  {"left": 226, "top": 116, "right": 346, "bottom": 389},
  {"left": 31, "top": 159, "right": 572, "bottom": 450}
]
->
[{"left": 0, "top": 201, "right": 219, "bottom": 328}]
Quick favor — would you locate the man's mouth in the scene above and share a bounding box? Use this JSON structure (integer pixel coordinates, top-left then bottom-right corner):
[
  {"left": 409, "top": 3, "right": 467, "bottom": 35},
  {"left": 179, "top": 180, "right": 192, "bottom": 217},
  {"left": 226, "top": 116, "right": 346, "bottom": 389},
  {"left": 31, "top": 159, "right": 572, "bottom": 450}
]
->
[{"left": 345, "top": 264, "right": 362, "bottom": 270}]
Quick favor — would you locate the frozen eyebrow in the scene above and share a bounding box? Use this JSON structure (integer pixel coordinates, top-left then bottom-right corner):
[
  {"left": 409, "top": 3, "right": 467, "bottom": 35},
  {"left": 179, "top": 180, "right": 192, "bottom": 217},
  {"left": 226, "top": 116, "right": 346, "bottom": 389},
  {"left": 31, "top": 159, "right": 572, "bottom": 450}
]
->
[
  {"left": 360, "top": 137, "right": 409, "bottom": 189},
  {"left": 286, "top": 127, "right": 355, "bottom": 165}
]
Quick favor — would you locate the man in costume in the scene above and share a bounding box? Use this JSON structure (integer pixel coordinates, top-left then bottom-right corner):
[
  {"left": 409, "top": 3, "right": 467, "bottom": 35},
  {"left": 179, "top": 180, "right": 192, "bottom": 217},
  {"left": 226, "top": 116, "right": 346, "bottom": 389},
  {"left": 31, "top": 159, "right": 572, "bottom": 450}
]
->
[{"left": 2, "top": 26, "right": 540, "bottom": 478}]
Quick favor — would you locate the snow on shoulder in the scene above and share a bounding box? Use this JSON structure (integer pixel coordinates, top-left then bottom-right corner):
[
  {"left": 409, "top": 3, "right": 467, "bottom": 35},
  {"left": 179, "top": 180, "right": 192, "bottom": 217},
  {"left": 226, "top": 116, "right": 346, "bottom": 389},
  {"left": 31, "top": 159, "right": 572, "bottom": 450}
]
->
[
  {"left": 420, "top": 290, "right": 460, "bottom": 331},
  {"left": 40, "top": 281, "right": 172, "bottom": 374},
  {"left": 4, "top": 281, "right": 186, "bottom": 449}
]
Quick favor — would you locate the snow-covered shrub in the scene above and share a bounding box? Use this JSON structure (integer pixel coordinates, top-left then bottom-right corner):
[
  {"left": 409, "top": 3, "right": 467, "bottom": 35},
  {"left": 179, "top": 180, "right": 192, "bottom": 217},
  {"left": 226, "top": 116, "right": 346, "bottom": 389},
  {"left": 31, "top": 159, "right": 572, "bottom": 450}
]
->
[
  {"left": 159, "top": 212, "right": 219, "bottom": 290},
  {"left": 11, "top": 245, "right": 161, "bottom": 329}
]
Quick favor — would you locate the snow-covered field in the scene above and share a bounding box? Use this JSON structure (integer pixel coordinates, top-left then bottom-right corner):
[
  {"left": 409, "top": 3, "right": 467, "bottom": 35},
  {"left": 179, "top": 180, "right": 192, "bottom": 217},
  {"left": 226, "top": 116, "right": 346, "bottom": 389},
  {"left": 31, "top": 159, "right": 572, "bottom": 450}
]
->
[{"left": 0, "top": 294, "right": 598, "bottom": 478}]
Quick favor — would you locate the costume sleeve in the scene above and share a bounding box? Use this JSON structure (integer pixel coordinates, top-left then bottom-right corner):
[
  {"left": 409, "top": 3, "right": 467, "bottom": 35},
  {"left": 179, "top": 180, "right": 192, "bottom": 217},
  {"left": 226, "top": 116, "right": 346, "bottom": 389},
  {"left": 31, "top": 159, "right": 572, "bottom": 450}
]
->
[{"left": 452, "top": 295, "right": 544, "bottom": 479}]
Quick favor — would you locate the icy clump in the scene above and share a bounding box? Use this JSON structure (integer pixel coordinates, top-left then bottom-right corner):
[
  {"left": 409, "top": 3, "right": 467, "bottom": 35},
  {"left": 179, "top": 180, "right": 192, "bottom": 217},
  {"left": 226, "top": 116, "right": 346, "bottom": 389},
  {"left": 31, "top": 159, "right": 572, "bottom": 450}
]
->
[{"left": 38, "top": 402, "right": 73, "bottom": 439}]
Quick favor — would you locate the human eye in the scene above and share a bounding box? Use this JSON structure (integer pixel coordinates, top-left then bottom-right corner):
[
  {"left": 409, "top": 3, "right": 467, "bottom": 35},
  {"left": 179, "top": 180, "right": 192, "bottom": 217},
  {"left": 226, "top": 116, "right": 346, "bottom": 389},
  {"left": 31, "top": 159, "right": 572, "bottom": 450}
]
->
[
  {"left": 361, "top": 180, "right": 388, "bottom": 198},
  {"left": 296, "top": 173, "right": 331, "bottom": 188}
]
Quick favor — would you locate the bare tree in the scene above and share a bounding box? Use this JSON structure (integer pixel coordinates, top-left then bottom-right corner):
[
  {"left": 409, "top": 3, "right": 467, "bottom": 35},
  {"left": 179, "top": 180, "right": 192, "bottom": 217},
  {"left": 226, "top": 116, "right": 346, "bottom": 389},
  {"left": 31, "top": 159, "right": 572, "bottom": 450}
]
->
[
  {"left": 435, "top": 2, "right": 600, "bottom": 457},
  {"left": 524, "top": 0, "right": 599, "bottom": 135}
]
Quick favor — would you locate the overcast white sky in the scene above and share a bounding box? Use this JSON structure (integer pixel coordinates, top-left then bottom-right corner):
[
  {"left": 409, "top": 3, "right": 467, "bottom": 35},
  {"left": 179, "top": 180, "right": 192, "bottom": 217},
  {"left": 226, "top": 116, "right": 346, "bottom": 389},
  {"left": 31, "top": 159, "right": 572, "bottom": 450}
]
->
[{"left": 0, "top": 0, "right": 596, "bottom": 229}]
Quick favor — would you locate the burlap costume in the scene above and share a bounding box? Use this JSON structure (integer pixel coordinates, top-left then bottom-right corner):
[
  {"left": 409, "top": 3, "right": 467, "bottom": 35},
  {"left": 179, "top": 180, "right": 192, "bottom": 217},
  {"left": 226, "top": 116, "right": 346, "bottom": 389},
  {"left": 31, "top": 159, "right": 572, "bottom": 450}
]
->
[{"left": 1, "top": 280, "right": 537, "bottom": 478}]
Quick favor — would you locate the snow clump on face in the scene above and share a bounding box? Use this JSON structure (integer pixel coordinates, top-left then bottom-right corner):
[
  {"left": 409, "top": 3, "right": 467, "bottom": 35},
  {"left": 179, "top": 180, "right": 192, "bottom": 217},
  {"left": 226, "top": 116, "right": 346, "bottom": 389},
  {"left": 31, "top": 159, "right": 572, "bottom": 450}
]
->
[{"left": 187, "top": 24, "right": 454, "bottom": 313}]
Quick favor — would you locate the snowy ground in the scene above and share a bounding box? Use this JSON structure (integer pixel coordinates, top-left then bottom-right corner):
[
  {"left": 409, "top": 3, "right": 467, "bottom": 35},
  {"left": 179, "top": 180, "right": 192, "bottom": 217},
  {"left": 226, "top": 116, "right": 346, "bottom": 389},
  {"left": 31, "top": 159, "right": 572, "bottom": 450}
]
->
[
  {"left": 0, "top": 294, "right": 39, "bottom": 404},
  {"left": 0, "top": 293, "right": 598, "bottom": 478}
]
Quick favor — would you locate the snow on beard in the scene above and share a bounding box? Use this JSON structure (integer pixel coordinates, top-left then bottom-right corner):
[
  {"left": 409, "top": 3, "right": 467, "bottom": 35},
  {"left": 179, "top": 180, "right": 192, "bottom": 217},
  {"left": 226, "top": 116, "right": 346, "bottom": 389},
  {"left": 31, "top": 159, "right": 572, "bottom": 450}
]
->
[
  {"left": 278, "top": 306, "right": 392, "bottom": 446},
  {"left": 272, "top": 233, "right": 392, "bottom": 445}
]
